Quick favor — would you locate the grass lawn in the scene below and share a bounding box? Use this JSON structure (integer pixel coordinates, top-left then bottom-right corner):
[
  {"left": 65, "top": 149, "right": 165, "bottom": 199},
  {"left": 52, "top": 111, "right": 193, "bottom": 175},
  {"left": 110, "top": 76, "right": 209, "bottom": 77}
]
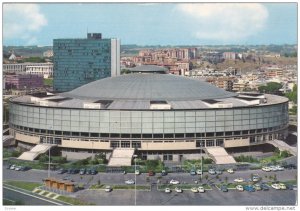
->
[
  {"left": 42, "top": 191, "right": 49, "bottom": 196},
  {"left": 44, "top": 78, "right": 53, "bottom": 86},
  {"left": 4, "top": 180, "right": 42, "bottom": 191},
  {"left": 56, "top": 196, "right": 95, "bottom": 205},
  {"left": 48, "top": 193, "right": 56, "bottom": 198}
]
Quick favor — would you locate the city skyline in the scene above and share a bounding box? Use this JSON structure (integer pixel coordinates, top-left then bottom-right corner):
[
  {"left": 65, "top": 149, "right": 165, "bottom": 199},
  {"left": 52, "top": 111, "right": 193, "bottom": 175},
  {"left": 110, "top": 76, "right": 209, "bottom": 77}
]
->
[{"left": 3, "top": 3, "right": 297, "bottom": 46}]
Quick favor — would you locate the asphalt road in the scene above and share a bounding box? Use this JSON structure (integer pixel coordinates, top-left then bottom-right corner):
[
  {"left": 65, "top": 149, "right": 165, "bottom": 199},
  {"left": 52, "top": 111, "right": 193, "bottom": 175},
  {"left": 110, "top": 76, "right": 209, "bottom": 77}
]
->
[
  {"left": 77, "top": 186, "right": 297, "bottom": 206},
  {"left": 3, "top": 187, "right": 61, "bottom": 206}
]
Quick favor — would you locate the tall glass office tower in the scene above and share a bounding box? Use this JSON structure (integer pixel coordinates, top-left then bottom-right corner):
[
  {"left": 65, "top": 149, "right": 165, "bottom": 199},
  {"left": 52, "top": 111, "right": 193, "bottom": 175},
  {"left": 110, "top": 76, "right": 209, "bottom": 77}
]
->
[{"left": 53, "top": 33, "right": 120, "bottom": 92}]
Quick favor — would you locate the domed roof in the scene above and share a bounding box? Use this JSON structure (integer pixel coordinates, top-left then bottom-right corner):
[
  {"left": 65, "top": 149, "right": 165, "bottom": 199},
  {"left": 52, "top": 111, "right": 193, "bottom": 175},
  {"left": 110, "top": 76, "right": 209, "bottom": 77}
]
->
[{"left": 61, "top": 73, "right": 237, "bottom": 101}]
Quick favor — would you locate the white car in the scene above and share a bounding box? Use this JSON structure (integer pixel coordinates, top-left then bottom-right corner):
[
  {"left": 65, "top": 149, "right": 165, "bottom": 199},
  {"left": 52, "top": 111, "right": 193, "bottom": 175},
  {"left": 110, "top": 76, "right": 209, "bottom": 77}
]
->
[
  {"left": 105, "top": 186, "right": 112, "bottom": 192},
  {"left": 198, "top": 186, "right": 205, "bottom": 193},
  {"left": 236, "top": 185, "right": 244, "bottom": 191},
  {"left": 275, "top": 165, "right": 284, "bottom": 171},
  {"left": 169, "top": 179, "right": 180, "bottom": 185},
  {"left": 196, "top": 169, "right": 202, "bottom": 175},
  {"left": 234, "top": 178, "right": 244, "bottom": 183},
  {"left": 208, "top": 169, "right": 216, "bottom": 175},
  {"left": 191, "top": 187, "right": 198, "bottom": 193},
  {"left": 227, "top": 168, "right": 234, "bottom": 174},
  {"left": 10, "top": 165, "right": 16, "bottom": 170},
  {"left": 271, "top": 183, "right": 281, "bottom": 190},
  {"left": 175, "top": 187, "right": 182, "bottom": 193},
  {"left": 262, "top": 166, "right": 271, "bottom": 172},
  {"left": 269, "top": 166, "right": 278, "bottom": 171},
  {"left": 125, "top": 179, "right": 135, "bottom": 185},
  {"left": 279, "top": 183, "right": 286, "bottom": 190},
  {"left": 135, "top": 170, "right": 140, "bottom": 175},
  {"left": 14, "top": 166, "right": 22, "bottom": 171},
  {"left": 252, "top": 175, "right": 260, "bottom": 182},
  {"left": 165, "top": 188, "right": 171, "bottom": 193}
]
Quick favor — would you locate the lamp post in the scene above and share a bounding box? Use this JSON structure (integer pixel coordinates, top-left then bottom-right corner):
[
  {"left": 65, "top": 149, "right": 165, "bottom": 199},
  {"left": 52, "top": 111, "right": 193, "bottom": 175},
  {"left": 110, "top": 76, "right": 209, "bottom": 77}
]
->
[{"left": 133, "top": 154, "right": 137, "bottom": 206}]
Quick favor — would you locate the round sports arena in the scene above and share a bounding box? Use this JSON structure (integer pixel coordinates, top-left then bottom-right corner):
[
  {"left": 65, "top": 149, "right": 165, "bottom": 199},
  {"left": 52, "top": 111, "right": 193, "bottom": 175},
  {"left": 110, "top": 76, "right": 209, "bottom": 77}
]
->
[{"left": 9, "top": 65, "right": 289, "bottom": 164}]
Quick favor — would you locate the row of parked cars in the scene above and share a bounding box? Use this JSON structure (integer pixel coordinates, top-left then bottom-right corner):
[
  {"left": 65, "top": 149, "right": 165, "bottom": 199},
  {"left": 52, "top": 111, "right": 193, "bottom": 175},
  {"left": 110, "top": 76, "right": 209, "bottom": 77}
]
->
[
  {"left": 7, "top": 164, "right": 31, "bottom": 171},
  {"left": 236, "top": 182, "right": 296, "bottom": 192},
  {"left": 57, "top": 168, "right": 98, "bottom": 175}
]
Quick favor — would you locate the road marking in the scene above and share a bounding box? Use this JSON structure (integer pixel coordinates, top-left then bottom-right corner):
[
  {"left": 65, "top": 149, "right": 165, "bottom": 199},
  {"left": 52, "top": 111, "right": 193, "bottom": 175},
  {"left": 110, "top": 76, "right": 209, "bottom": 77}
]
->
[{"left": 3, "top": 186, "right": 65, "bottom": 206}]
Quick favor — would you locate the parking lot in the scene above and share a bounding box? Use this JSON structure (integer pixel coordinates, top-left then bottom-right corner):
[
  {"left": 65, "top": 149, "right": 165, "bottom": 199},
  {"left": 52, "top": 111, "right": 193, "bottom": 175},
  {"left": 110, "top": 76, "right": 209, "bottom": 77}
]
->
[{"left": 3, "top": 164, "right": 298, "bottom": 205}]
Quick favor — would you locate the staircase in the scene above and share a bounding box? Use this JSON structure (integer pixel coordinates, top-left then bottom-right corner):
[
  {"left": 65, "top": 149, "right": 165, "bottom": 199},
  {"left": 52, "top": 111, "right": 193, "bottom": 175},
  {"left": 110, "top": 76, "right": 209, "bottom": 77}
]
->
[
  {"left": 204, "top": 147, "right": 236, "bottom": 164},
  {"left": 17, "top": 144, "right": 54, "bottom": 161},
  {"left": 108, "top": 148, "right": 135, "bottom": 166}
]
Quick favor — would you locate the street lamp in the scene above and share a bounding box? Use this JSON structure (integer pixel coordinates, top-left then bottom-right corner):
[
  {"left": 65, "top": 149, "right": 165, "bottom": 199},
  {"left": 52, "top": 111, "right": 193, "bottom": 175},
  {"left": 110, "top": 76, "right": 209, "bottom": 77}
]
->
[{"left": 133, "top": 154, "right": 138, "bottom": 206}]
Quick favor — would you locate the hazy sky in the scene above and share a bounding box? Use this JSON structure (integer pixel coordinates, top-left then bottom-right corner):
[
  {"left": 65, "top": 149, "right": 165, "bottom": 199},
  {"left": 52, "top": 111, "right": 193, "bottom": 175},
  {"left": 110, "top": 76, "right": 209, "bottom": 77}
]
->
[{"left": 3, "top": 3, "right": 297, "bottom": 46}]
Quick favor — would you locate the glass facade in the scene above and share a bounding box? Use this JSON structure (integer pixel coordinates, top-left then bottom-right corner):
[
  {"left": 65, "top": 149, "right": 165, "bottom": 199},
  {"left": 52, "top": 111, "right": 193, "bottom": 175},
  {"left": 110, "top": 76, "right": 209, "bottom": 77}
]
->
[
  {"left": 10, "top": 102, "right": 289, "bottom": 142},
  {"left": 53, "top": 38, "right": 113, "bottom": 92}
]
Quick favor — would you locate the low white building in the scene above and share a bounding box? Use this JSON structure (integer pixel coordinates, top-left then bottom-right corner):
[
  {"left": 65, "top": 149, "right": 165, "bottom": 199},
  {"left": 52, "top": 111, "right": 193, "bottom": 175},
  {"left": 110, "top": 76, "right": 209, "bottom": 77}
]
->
[{"left": 25, "top": 64, "right": 53, "bottom": 78}]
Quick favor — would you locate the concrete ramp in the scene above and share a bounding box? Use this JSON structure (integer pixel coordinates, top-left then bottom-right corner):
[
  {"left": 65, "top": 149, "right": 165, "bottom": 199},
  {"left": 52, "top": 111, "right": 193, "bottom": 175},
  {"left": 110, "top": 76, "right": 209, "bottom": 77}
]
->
[
  {"left": 268, "top": 140, "right": 297, "bottom": 156},
  {"left": 3, "top": 135, "right": 15, "bottom": 147},
  {"left": 17, "top": 144, "right": 54, "bottom": 161},
  {"left": 205, "top": 147, "right": 236, "bottom": 164},
  {"left": 108, "top": 148, "right": 135, "bottom": 166}
]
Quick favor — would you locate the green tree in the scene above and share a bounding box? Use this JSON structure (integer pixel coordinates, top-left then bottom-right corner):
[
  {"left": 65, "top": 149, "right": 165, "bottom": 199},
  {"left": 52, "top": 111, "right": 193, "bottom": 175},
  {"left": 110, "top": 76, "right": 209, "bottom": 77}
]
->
[{"left": 259, "top": 82, "right": 282, "bottom": 94}]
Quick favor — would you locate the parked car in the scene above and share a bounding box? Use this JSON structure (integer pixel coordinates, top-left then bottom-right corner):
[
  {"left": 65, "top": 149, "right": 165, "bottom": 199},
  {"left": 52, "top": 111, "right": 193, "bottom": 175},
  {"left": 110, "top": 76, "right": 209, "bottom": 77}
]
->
[
  {"left": 271, "top": 183, "right": 281, "bottom": 190},
  {"left": 269, "top": 165, "right": 278, "bottom": 172},
  {"left": 63, "top": 176, "right": 71, "bottom": 180},
  {"left": 191, "top": 187, "right": 198, "bottom": 193},
  {"left": 105, "top": 186, "right": 112, "bottom": 192},
  {"left": 293, "top": 185, "right": 297, "bottom": 190},
  {"left": 6, "top": 164, "right": 12, "bottom": 169},
  {"left": 279, "top": 183, "right": 286, "bottom": 190},
  {"left": 244, "top": 185, "right": 255, "bottom": 192},
  {"left": 251, "top": 175, "right": 260, "bottom": 182},
  {"left": 190, "top": 169, "right": 196, "bottom": 175},
  {"left": 165, "top": 188, "right": 171, "bottom": 193},
  {"left": 169, "top": 179, "right": 180, "bottom": 185},
  {"left": 261, "top": 183, "right": 269, "bottom": 191},
  {"left": 236, "top": 185, "right": 244, "bottom": 191},
  {"left": 262, "top": 166, "right": 271, "bottom": 172},
  {"left": 20, "top": 166, "right": 31, "bottom": 171},
  {"left": 286, "top": 184, "right": 294, "bottom": 190},
  {"left": 148, "top": 170, "right": 155, "bottom": 176},
  {"left": 284, "top": 164, "right": 297, "bottom": 170},
  {"left": 198, "top": 186, "right": 205, "bottom": 193},
  {"left": 14, "top": 166, "right": 22, "bottom": 171},
  {"left": 135, "top": 170, "right": 140, "bottom": 175},
  {"left": 275, "top": 165, "right": 284, "bottom": 171},
  {"left": 234, "top": 178, "right": 244, "bottom": 183},
  {"left": 79, "top": 168, "right": 86, "bottom": 175},
  {"left": 196, "top": 169, "right": 202, "bottom": 175},
  {"left": 10, "top": 164, "right": 16, "bottom": 170},
  {"left": 161, "top": 170, "right": 167, "bottom": 176},
  {"left": 254, "top": 184, "right": 262, "bottom": 191},
  {"left": 125, "top": 179, "right": 135, "bottom": 185},
  {"left": 91, "top": 169, "right": 98, "bottom": 175},
  {"left": 86, "top": 169, "right": 92, "bottom": 175},
  {"left": 227, "top": 168, "right": 234, "bottom": 174},
  {"left": 67, "top": 168, "right": 73, "bottom": 174},
  {"left": 208, "top": 169, "right": 216, "bottom": 175},
  {"left": 215, "top": 169, "right": 223, "bottom": 175},
  {"left": 175, "top": 187, "right": 182, "bottom": 193},
  {"left": 220, "top": 185, "right": 228, "bottom": 192},
  {"left": 57, "top": 168, "right": 67, "bottom": 174}
]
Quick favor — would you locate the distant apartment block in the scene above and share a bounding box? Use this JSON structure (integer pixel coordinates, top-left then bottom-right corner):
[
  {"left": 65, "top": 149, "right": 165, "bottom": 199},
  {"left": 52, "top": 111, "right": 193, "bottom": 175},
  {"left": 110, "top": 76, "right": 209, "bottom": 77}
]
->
[
  {"left": 206, "top": 77, "right": 234, "bottom": 91},
  {"left": 3, "top": 63, "right": 53, "bottom": 74},
  {"left": 53, "top": 33, "right": 120, "bottom": 92},
  {"left": 5, "top": 74, "right": 44, "bottom": 90},
  {"left": 223, "top": 52, "right": 237, "bottom": 60}
]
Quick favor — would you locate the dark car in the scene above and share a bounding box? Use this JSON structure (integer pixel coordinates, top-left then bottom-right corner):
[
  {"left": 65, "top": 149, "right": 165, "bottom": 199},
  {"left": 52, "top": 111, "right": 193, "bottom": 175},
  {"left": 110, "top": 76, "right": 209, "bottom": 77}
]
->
[
  {"left": 161, "top": 170, "right": 167, "bottom": 176},
  {"left": 86, "top": 169, "right": 92, "bottom": 175},
  {"left": 20, "top": 166, "right": 31, "bottom": 171},
  {"left": 148, "top": 170, "right": 155, "bottom": 176},
  {"left": 79, "top": 168, "right": 86, "bottom": 175},
  {"left": 286, "top": 184, "right": 294, "bottom": 190},
  {"left": 67, "top": 168, "right": 73, "bottom": 174},
  {"left": 261, "top": 183, "right": 269, "bottom": 191},
  {"left": 57, "top": 168, "right": 67, "bottom": 174},
  {"left": 244, "top": 185, "right": 255, "bottom": 192},
  {"left": 6, "top": 164, "right": 12, "bottom": 169},
  {"left": 220, "top": 185, "right": 228, "bottom": 192},
  {"left": 91, "top": 169, "right": 98, "bottom": 175},
  {"left": 190, "top": 169, "right": 196, "bottom": 175},
  {"left": 73, "top": 169, "right": 80, "bottom": 174}
]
